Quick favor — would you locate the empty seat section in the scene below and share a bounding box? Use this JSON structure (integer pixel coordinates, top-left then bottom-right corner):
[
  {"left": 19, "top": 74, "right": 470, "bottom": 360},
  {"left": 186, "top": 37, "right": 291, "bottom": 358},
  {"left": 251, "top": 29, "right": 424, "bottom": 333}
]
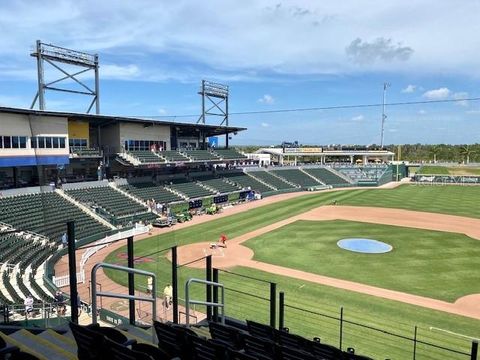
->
[
  {"left": 303, "top": 167, "right": 351, "bottom": 187},
  {"left": 159, "top": 151, "right": 190, "bottom": 162},
  {"left": 249, "top": 171, "right": 295, "bottom": 190},
  {"left": 184, "top": 150, "right": 220, "bottom": 161},
  {"left": 127, "top": 150, "right": 165, "bottom": 163},
  {"left": 193, "top": 175, "right": 241, "bottom": 193},
  {"left": 66, "top": 186, "right": 156, "bottom": 224},
  {"left": 0, "top": 192, "right": 111, "bottom": 241},
  {"left": 120, "top": 182, "right": 184, "bottom": 203},
  {"left": 271, "top": 169, "right": 320, "bottom": 188},
  {"left": 167, "top": 180, "right": 216, "bottom": 199},
  {"left": 214, "top": 149, "right": 247, "bottom": 159},
  {"left": 222, "top": 172, "right": 273, "bottom": 193}
]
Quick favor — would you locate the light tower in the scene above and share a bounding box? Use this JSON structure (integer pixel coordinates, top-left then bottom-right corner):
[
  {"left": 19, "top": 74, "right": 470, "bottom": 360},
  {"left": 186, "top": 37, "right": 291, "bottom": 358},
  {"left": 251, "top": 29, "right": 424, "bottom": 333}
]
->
[
  {"left": 380, "top": 82, "right": 390, "bottom": 148},
  {"left": 30, "top": 40, "right": 100, "bottom": 114},
  {"left": 197, "top": 80, "right": 230, "bottom": 147}
]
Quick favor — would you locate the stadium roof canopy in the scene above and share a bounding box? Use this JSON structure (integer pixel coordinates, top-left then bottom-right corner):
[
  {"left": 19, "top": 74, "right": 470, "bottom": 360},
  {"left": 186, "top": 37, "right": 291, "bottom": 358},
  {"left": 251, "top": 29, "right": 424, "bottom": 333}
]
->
[{"left": 0, "top": 106, "right": 246, "bottom": 137}]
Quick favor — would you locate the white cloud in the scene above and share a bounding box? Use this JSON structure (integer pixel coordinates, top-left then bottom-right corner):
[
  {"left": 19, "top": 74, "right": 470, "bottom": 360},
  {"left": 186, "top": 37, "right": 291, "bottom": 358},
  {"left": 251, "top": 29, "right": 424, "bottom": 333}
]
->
[
  {"left": 418, "top": 109, "right": 427, "bottom": 115},
  {"left": 157, "top": 108, "right": 167, "bottom": 115},
  {"left": 351, "top": 115, "right": 364, "bottom": 121},
  {"left": 1, "top": 1, "right": 480, "bottom": 81},
  {"left": 261, "top": 122, "right": 270, "bottom": 127},
  {"left": 466, "top": 110, "right": 480, "bottom": 115},
  {"left": 346, "top": 37, "right": 413, "bottom": 64},
  {"left": 422, "top": 87, "right": 451, "bottom": 100},
  {"left": 388, "top": 128, "right": 398, "bottom": 133},
  {"left": 258, "top": 94, "right": 275, "bottom": 105},
  {"left": 402, "top": 84, "right": 416, "bottom": 93},
  {"left": 101, "top": 64, "right": 140, "bottom": 80},
  {"left": 453, "top": 91, "right": 469, "bottom": 107}
]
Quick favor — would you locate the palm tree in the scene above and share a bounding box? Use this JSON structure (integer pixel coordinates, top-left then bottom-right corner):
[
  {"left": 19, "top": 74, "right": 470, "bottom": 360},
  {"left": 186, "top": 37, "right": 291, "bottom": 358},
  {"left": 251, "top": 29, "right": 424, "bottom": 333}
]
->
[
  {"left": 429, "top": 145, "right": 440, "bottom": 163},
  {"left": 459, "top": 145, "right": 476, "bottom": 164}
]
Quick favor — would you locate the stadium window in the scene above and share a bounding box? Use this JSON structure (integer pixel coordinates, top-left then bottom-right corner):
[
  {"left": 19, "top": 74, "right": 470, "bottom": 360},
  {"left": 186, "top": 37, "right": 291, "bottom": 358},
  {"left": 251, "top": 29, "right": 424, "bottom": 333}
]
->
[
  {"left": 52, "top": 137, "right": 59, "bottom": 148},
  {"left": 45, "top": 137, "right": 52, "bottom": 148},
  {"left": 19, "top": 136, "right": 27, "bottom": 149},
  {"left": 38, "top": 137, "right": 45, "bottom": 148},
  {"left": 11, "top": 136, "right": 19, "bottom": 148},
  {"left": 80, "top": 139, "right": 87, "bottom": 147},
  {"left": 3, "top": 136, "right": 11, "bottom": 149},
  {"left": 59, "top": 137, "right": 65, "bottom": 148},
  {"left": 0, "top": 136, "right": 2, "bottom": 148},
  {"left": 69, "top": 138, "right": 74, "bottom": 147}
]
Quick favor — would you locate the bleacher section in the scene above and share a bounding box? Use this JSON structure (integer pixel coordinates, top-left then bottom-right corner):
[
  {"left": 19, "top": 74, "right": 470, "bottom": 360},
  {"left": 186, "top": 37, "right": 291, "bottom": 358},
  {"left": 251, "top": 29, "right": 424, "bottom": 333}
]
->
[
  {"left": 66, "top": 186, "right": 157, "bottom": 224},
  {"left": 334, "top": 165, "right": 388, "bottom": 182},
  {"left": 183, "top": 150, "right": 219, "bottom": 161},
  {"left": 249, "top": 171, "right": 296, "bottom": 190},
  {"left": 271, "top": 169, "right": 321, "bottom": 189},
  {"left": 0, "top": 192, "right": 110, "bottom": 242},
  {"left": 119, "top": 182, "right": 184, "bottom": 203},
  {"left": 223, "top": 172, "right": 274, "bottom": 194},
  {"left": 166, "top": 179, "right": 216, "bottom": 199},
  {"left": 0, "top": 319, "right": 376, "bottom": 360},
  {"left": 126, "top": 151, "right": 165, "bottom": 164},
  {"left": 160, "top": 150, "right": 190, "bottom": 162},
  {"left": 304, "top": 167, "right": 352, "bottom": 187},
  {"left": 193, "top": 175, "right": 242, "bottom": 193},
  {"left": 214, "top": 148, "right": 247, "bottom": 160}
]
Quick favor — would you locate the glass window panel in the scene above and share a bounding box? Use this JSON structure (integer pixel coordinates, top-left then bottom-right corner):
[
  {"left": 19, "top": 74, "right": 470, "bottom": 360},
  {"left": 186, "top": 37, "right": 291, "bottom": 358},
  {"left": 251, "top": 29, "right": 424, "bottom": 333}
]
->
[
  {"left": 69, "top": 138, "right": 74, "bottom": 146},
  {"left": 38, "top": 137, "right": 45, "bottom": 148},
  {"left": 45, "top": 137, "right": 52, "bottom": 148},
  {"left": 81, "top": 139, "right": 87, "bottom": 147},
  {"left": 19, "top": 137, "right": 27, "bottom": 148},
  {"left": 11, "top": 136, "right": 19, "bottom": 148},
  {"left": 59, "top": 137, "right": 65, "bottom": 148},
  {"left": 52, "top": 137, "right": 59, "bottom": 148},
  {"left": 4, "top": 136, "right": 11, "bottom": 148},
  {"left": 0, "top": 136, "right": 3, "bottom": 148}
]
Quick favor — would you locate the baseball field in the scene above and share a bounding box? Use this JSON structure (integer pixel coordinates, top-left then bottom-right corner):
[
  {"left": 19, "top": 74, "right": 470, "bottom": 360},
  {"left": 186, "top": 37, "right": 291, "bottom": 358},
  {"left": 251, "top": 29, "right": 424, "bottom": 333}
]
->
[{"left": 104, "top": 184, "right": 480, "bottom": 359}]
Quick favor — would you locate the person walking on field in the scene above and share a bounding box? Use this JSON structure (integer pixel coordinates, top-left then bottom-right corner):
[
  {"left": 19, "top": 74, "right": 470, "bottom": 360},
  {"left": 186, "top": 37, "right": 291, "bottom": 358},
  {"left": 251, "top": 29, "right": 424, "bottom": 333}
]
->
[
  {"left": 163, "top": 284, "right": 173, "bottom": 310},
  {"left": 219, "top": 234, "right": 227, "bottom": 248}
]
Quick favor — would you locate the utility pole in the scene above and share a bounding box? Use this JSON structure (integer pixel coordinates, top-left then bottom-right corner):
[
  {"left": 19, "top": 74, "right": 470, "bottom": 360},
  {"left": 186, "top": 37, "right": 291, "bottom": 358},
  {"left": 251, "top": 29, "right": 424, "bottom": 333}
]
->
[{"left": 380, "top": 82, "right": 390, "bottom": 148}]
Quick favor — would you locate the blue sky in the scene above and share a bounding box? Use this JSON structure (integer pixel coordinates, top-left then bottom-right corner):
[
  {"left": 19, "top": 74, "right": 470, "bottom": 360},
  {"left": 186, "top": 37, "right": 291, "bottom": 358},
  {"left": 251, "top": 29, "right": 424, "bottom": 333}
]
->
[{"left": 1, "top": 0, "right": 480, "bottom": 145}]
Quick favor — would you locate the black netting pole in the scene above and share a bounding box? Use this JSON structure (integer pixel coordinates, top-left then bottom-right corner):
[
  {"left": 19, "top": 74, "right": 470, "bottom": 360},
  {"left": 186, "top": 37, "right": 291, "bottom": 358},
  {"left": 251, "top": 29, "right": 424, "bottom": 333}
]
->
[
  {"left": 213, "top": 268, "right": 219, "bottom": 322},
  {"left": 67, "top": 221, "right": 78, "bottom": 324},
  {"left": 206, "top": 255, "right": 212, "bottom": 321},
  {"left": 171, "top": 246, "right": 178, "bottom": 324},
  {"left": 127, "top": 236, "right": 135, "bottom": 325}
]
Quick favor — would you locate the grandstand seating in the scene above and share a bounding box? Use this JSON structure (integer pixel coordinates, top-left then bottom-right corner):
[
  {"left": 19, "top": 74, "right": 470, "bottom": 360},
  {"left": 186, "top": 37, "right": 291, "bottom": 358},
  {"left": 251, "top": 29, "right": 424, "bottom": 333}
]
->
[
  {"left": 193, "top": 175, "right": 242, "bottom": 193},
  {"left": 66, "top": 186, "right": 157, "bottom": 224},
  {"left": 271, "top": 169, "right": 321, "bottom": 188},
  {"left": 160, "top": 150, "right": 190, "bottom": 162},
  {"left": 0, "top": 192, "right": 111, "bottom": 242},
  {"left": 126, "top": 151, "right": 165, "bottom": 164},
  {"left": 303, "top": 168, "right": 351, "bottom": 187},
  {"left": 183, "top": 150, "right": 220, "bottom": 161},
  {"left": 70, "top": 148, "right": 102, "bottom": 157},
  {"left": 167, "top": 180, "right": 216, "bottom": 199},
  {"left": 249, "top": 171, "right": 296, "bottom": 190},
  {"left": 334, "top": 165, "right": 388, "bottom": 182},
  {"left": 120, "top": 182, "right": 184, "bottom": 203},
  {"left": 214, "top": 149, "right": 247, "bottom": 160},
  {"left": 222, "top": 172, "right": 274, "bottom": 194}
]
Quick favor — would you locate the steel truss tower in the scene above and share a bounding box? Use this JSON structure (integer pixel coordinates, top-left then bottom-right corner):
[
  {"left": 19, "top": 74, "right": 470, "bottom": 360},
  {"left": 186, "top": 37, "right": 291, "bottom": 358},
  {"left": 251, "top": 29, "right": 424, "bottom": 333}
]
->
[
  {"left": 30, "top": 40, "right": 100, "bottom": 114},
  {"left": 197, "top": 80, "right": 230, "bottom": 147}
]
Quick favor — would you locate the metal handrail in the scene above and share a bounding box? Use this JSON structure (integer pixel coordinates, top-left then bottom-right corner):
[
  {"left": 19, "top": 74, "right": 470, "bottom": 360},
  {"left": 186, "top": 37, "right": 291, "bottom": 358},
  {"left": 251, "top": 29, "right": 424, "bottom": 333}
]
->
[
  {"left": 185, "top": 278, "right": 224, "bottom": 326},
  {"left": 91, "top": 263, "right": 157, "bottom": 342}
]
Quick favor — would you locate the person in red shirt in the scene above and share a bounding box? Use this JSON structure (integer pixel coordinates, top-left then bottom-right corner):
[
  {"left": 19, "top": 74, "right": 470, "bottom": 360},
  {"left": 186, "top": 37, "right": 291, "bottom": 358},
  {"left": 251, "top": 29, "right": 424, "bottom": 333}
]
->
[{"left": 219, "top": 234, "right": 227, "bottom": 248}]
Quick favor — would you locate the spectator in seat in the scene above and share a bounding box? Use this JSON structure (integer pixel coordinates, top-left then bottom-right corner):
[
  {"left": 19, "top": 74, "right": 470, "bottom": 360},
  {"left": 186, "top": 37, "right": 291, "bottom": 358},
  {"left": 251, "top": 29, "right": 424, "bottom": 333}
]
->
[{"left": 24, "top": 294, "right": 34, "bottom": 318}]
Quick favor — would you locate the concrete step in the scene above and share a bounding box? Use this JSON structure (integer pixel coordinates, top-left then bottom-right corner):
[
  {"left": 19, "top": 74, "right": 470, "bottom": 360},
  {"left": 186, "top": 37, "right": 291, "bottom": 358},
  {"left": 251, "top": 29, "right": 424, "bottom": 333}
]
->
[
  {"left": 117, "top": 323, "right": 157, "bottom": 344},
  {"left": 37, "top": 329, "right": 77, "bottom": 356},
  {"left": 8, "top": 328, "right": 77, "bottom": 360},
  {"left": 0, "top": 330, "right": 47, "bottom": 360}
]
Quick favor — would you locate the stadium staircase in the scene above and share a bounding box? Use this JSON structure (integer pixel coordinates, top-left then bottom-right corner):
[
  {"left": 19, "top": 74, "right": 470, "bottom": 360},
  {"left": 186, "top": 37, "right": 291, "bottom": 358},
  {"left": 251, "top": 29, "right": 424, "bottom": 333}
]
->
[
  {"left": 159, "top": 151, "right": 190, "bottom": 162},
  {"left": 183, "top": 150, "right": 220, "bottom": 161},
  {"left": 126, "top": 151, "right": 165, "bottom": 164},
  {"left": 213, "top": 149, "right": 247, "bottom": 160},
  {"left": 194, "top": 175, "right": 242, "bottom": 194},
  {"left": 109, "top": 183, "right": 153, "bottom": 208},
  {"left": 327, "top": 167, "right": 355, "bottom": 184},
  {"left": 55, "top": 190, "right": 116, "bottom": 230}
]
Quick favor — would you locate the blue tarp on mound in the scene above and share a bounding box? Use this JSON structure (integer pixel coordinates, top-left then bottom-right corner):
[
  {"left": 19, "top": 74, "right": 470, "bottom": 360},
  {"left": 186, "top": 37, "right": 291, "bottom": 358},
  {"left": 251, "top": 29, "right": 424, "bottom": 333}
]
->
[{"left": 337, "top": 238, "right": 393, "bottom": 254}]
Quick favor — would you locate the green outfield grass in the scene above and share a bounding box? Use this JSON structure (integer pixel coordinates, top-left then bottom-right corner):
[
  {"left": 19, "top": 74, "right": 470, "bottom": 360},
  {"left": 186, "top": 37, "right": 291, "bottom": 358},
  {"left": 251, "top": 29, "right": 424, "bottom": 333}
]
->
[
  {"left": 104, "top": 184, "right": 480, "bottom": 359},
  {"left": 417, "top": 166, "right": 450, "bottom": 174},
  {"left": 340, "top": 184, "right": 480, "bottom": 218},
  {"left": 244, "top": 220, "right": 480, "bottom": 302},
  {"left": 418, "top": 165, "right": 480, "bottom": 175}
]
